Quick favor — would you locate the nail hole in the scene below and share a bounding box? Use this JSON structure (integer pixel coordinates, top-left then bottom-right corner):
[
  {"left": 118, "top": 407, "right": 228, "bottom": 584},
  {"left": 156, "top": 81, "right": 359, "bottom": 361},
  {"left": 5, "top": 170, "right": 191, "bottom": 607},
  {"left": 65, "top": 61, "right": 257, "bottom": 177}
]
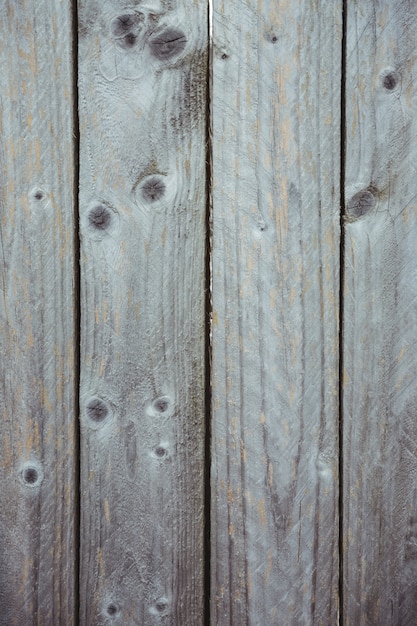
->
[
  {"left": 149, "top": 29, "right": 187, "bottom": 60},
  {"left": 88, "top": 205, "right": 112, "bottom": 231},
  {"left": 383, "top": 71, "right": 399, "bottom": 90},
  {"left": 142, "top": 176, "right": 166, "bottom": 202},
  {"left": 152, "top": 397, "right": 170, "bottom": 413},
  {"left": 271, "top": 35, "right": 278, "bottom": 43},
  {"left": 347, "top": 190, "right": 375, "bottom": 219},
  {"left": 87, "top": 398, "right": 109, "bottom": 422}
]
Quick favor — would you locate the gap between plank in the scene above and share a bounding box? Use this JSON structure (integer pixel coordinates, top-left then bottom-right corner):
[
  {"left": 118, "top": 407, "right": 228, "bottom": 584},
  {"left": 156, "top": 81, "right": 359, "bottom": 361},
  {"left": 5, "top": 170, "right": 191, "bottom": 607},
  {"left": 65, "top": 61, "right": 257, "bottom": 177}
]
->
[
  {"left": 71, "top": 1, "right": 81, "bottom": 624},
  {"left": 338, "top": 1, "right": 347, "bottom": 624},
  {"left": 204, "top": 1, "right": 213, "bottom": 624}
]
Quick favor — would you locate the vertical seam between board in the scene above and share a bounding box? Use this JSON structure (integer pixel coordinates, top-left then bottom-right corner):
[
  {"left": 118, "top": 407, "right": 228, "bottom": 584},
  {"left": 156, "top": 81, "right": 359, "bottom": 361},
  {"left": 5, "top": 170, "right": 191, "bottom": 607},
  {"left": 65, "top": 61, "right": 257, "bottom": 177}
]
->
[
  {"left": 204, "top": 1, "right": 213, "bottom": 625},
  {"left": 71, "top": 1, "right": 81, "bottom": 624},
  {"left": 339, "top": 1, "right": 347, "bottom": 625}
]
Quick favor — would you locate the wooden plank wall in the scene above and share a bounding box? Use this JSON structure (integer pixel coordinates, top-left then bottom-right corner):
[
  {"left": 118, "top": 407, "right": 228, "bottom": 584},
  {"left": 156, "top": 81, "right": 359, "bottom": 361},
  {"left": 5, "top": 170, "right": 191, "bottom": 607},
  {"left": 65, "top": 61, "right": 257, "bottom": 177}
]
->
[
  {"left": 343, "top": 1, "right": 417, "bottom": 624},
  {"left": 211, "top": 0, "right": 342, "bottom": 624},
  {"left": 78, "top": 0, "right": 207, "bottom": 623},
  {"left": 3, "top": 0, "right": 417, "bottom": 624},
  {"left": 0, "top": 2, "right": 77, "bottom": 624}
]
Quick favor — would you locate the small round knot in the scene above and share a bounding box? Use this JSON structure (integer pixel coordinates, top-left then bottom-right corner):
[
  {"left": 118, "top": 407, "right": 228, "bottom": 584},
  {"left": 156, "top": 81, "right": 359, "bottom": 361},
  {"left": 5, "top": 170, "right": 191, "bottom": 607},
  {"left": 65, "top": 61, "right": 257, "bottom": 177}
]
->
[
  {"left": 84, "top": 201, "right": 119, "bottom": 240},
  {"left": 152, "top": 396, "right": 170, "bottom": 414},
  {"left": 88, "top": 205, "right": 112, "bottom": 231},
  {"left": 106, "top": 602, "right": 119, "bottom": 617},
  {"left": 23, "top": 467, "right": 39, "bottom": 484},
  {"left": 142, "top": 176, "right": 166, "bottom": 203},
  {"left": 111, "top": 14, "right": 136, "bottom": 36},
  {"left": 20, "top": 461, "right": 43, "bottom": 488},
  {"left": 347, "top": 190, "right": 375, "bottom": 219},
  {"left": 148, "top": 29, "right": 187, "bottom": 61},
  {"left": 221, "top": 53, "right": 228, "bottom": 60},
  {"left": 110, "top": 14, "right": 141, "bottom": 49},
  {"left": 382, "top": 71, "right": 399, "bottom": 91},
  {"left": 29, "top": 187, "right": 47, "bottom": 202},
  {"left": 155, "top": 597, "right": 169, "bottom": 613},
  {"left": 154, "top": 444, "right": 168, "bottom": 458},
  {"left": 87, "top": 397, "right": 109, "bottom": 423}
]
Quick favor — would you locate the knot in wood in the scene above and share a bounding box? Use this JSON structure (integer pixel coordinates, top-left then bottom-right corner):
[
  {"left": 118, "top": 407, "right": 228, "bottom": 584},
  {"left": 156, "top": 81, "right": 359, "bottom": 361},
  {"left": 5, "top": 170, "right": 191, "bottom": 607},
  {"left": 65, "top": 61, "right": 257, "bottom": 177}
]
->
[
  {"left": 148, "top": 29, "right": 187, "bottom": 61},
  {"left": 347, "top": 190, "right": 375, "bottom": 219},
  {"left": 382, "top": 71, "right": 399, "bottom": 91},
  {"left": 87, "top": 397, "right": 109, "bottom": 423},
  {"left": 110, "top": 13, "right": 143, "bottom": 50}
]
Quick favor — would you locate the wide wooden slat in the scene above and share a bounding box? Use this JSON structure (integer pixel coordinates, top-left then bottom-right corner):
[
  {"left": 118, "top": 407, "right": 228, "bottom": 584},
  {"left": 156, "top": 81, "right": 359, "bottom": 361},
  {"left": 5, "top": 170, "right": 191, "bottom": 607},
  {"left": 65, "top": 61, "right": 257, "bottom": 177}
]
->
[
  {"left": 343, "top": 2, "right": 417, "bottom": 623},
  {"left": 78, "top": 1, "right": 207, "bottom": 623},
  {"left": 211, "top": 0, "right": 342, "bottom": 623},
  {"left": 0, "top": 2, "right": 77, "bottom": 623}
]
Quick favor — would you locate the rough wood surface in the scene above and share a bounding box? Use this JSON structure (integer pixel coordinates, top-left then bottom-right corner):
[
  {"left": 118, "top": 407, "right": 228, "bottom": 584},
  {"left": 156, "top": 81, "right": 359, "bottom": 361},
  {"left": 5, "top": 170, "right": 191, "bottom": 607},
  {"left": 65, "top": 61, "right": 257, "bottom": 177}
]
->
[
  {"left": 0, "top": 2, "right": 77, "bottom": 623},
  {"left": 211, "top": 1, "right": 342, "bottom": 623},
  {"left": 343, "top": 2, "right": 417, "bottom": 624},
  {"left": 78, "top": 1, "right": 207, "bottom": 623}
]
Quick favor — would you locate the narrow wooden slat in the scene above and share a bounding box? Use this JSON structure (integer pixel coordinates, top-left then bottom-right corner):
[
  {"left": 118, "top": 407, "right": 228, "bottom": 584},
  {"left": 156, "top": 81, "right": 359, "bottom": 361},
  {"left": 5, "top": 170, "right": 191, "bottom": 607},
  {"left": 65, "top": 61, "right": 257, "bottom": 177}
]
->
[
  {"left": 78, "top": 1, "right": 207, "bottom": 623},
  {"left": 343, "top": 2, "right": 417, "bottom": 623},
  {"left": 211, "top": 0, "right": 342, "bottom": 623},
  {"left": 0, "top": 2, "right": 77, "bottom": 623}
]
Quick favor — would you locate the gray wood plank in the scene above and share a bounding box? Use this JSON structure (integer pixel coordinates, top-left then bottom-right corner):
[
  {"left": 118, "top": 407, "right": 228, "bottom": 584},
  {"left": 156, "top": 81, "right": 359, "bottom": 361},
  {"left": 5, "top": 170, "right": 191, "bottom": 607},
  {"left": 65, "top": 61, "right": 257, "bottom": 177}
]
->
[
  {"left": 343, "top": 2, "right": 417, "bottom": 624},
  {"left": 77, "top": 1, "right": 207, "bottom": 623},
  {"left": 0, "top": 1, "right": 77, "bottom": 623},
  {"left": 211, "top": 1, "right": 342, "bottom": 623}
]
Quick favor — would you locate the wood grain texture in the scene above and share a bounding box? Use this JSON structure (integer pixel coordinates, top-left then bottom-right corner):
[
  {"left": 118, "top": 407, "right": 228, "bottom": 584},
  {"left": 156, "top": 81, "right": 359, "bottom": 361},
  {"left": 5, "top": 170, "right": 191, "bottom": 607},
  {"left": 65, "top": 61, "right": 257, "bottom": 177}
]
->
[
  {"left": 0, "top": 1, "right": 77, "bottom": 623},
  {"left": 343, "top": 2, "right": 417, "bottom": 623},
  {"left": 211, "top": 0, "right": 342, "bottom": 623},
  {"left": 78, "top": 1, "right": 207, "bottom": 623}
]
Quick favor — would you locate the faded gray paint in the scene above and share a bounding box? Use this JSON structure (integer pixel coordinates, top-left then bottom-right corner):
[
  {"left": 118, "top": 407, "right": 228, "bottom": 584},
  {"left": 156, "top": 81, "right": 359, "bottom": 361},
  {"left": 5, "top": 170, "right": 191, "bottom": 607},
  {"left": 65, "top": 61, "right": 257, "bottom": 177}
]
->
[
  {"left": 78, "top": 0, "right": 207, "bottom": 623},
  {"left": 211, "top": 0, "right": 342, "bottom": 624}
]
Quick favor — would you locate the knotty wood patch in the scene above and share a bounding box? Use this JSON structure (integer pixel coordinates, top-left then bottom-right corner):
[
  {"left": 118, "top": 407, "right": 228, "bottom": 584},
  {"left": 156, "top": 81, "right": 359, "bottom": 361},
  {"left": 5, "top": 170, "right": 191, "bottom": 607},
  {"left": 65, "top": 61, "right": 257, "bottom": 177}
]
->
[{"left": 78, "top": 1, "right": 207, "bottom": 623}]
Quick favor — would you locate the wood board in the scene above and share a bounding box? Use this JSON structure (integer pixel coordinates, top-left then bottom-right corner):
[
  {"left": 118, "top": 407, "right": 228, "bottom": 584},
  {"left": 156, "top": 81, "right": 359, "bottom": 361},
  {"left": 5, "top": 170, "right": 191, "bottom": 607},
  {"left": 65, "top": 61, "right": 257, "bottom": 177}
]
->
[
  {"left": 78, "top": 1, "right": 208, "bottom": 623},
  {"left": 343, "top": 2, "right": 417, "bottom": 623},
  {"left": 0, "top": 1, "right": 77, "bottom": 623},
  {"left": 211, "top": 0, "right": 342, "bottom": 623}
]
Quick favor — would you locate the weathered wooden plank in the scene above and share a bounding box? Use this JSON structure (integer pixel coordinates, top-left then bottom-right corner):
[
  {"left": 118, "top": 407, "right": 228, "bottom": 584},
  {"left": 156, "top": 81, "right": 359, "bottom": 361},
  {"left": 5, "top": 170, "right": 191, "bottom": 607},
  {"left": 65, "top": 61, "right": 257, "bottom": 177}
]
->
[
  {"left": 0, "top": 2, "right": 77, "bottom": 623},
  {"left": 211, "top": 0, "right": 342, "bottom": 623},
  {"left": 343, "top": 2, "right": 417, "bottom": 623},
  {"left": 78, "top": 1, "right": 207, "bottom": 623}
]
